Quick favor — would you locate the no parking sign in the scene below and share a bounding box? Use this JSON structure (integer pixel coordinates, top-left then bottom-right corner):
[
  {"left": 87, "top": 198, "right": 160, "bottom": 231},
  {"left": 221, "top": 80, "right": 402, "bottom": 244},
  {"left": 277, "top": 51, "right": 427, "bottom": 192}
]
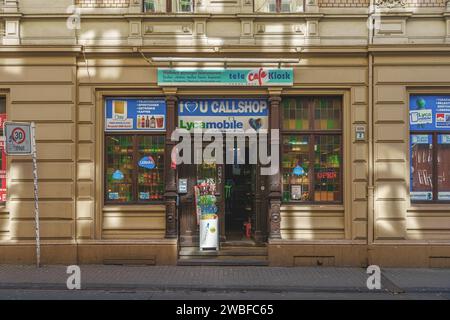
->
[{"left": 4, "top": 122, "right": 32, "bottom": 155}]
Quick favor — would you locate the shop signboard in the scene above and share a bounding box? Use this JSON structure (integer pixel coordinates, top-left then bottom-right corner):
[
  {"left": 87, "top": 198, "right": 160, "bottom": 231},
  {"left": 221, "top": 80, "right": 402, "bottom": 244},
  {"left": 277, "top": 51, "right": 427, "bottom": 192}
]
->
[
  {"left": 178, "top": 98, "right": 269, "bottom": 132},
  {"left": 158, "top": 68, "right": 294, "bottom": 86},
  {"left": 105, "top": 98, "right": 166, "bottom": 132},
  {"left": 410, "top": 95, "right": 450, "bottom": 131}
]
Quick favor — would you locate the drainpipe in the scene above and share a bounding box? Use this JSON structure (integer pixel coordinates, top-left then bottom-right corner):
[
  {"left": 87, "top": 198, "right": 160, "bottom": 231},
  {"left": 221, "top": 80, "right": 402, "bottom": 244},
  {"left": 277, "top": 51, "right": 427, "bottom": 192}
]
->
[{"left": 368, "top": 0, "right": 375, "bottom": 247}]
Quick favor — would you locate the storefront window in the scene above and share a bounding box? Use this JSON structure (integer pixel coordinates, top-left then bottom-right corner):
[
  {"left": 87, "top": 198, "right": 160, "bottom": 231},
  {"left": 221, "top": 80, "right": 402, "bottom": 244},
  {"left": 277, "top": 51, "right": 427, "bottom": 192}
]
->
[
  {"left": 105, "top": 135, "right": 165, "bottom": 203},
  {"left": 104, "top": 97, "right": 166, "bottom": 204},
  {"left": 281, "top": 96, "right": 342, "bottom": 203},
  {"left": 0, "top": 97, "right": 6, "bottom": 203},
  {"left": 409, "top": 95, "right": 450, "bottom": 202}
]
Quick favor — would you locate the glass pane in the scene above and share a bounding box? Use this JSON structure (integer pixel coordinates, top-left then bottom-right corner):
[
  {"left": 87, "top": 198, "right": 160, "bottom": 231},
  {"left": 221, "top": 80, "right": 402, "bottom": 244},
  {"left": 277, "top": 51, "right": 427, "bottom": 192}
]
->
[
  {"left": 410, "top": 134, "right": 433, "bottom": 201},
  {"left": 105, "top": 136, "right": 134, "bottom": 202},
  {"left": 314, "top": 97, "right": 342, "bottom": 130},
  {"left": 179, "top": 0, "right": 192, "bottom": 12},
  {"left": 314, "top": 135, "right": 341, "bottom": 202},
  {"left": 280, "top": 0, "right": 291, "bottom": 12},
  {"left": 438, "top": 134, "right": 450, "bottom": 201},
  {"left": 282, "top": 135, "right": 311, "bottom": 202},
  {"left": 144, "top": 0, "right": 166, "bottom": 12},
  {"left": 137, "top": 136, "right": 165, "bottom": 201},
  {"left": 282, "top": 98, "right": 310, "bottom": 130}
]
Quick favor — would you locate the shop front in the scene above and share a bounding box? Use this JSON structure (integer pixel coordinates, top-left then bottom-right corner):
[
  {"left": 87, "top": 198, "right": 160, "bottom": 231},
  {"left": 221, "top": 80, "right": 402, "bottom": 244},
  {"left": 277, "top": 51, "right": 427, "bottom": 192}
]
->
[{"left": 176, "top": 98, "right": 270, "bottom": 251}]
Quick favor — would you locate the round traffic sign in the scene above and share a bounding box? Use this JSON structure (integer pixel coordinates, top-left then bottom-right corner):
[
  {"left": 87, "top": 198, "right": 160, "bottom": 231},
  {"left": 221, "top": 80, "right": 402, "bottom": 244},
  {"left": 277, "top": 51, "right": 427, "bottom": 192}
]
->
[{"left": 11, "top": 127, "right": 26, "bottom": 144}]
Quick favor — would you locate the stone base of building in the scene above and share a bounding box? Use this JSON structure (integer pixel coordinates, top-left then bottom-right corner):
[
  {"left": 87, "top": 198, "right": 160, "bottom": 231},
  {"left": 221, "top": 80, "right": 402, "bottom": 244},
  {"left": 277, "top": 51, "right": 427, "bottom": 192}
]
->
[
  {"left": 3, "top": 240, "right": 450, "bottom": 267},
  {"left": 0, "top": 240, "right": 178, "bottom": 265},
  {"left": 268, "top": 241, "right": 450, "bottom": 268}
]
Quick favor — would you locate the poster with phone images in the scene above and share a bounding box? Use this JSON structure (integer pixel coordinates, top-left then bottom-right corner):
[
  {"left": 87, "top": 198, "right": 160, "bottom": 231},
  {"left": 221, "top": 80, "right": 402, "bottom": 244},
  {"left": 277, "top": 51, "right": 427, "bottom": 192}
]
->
[{"left": 105, "top": 98, "right": 166, "bottom": 132}]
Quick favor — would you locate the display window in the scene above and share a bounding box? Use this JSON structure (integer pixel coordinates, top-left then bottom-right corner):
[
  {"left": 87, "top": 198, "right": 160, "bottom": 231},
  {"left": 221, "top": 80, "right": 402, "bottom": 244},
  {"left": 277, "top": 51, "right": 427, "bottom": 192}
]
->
[
  {"left": 281, "top": 96, "right": 343, "bottom": 203},
  {"left": 104, "top": 98, "right": 166, "bottom": 204},
  {"left": 409, "top": 95, "right": 450, "bottom": 202},
  {"left": 0, "top": 97, "right": 6, "bottom": 204}
]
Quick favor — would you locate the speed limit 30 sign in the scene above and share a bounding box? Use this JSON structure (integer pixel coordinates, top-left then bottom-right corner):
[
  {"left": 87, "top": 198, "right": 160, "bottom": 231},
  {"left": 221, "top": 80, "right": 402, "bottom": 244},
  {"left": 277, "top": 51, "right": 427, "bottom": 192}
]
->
[{"left": 4, "top": 122, "right": 32, "bottom": 155}]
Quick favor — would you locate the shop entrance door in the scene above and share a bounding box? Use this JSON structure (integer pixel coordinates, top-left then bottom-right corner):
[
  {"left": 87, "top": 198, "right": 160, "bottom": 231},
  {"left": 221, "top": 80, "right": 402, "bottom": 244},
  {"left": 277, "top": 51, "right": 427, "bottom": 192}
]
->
[
  {"left": 178, "top": 143, "right": 267, "bottom": 247},
  {"left": 224, "top": 149, "right": 257, "bottom": 241}
]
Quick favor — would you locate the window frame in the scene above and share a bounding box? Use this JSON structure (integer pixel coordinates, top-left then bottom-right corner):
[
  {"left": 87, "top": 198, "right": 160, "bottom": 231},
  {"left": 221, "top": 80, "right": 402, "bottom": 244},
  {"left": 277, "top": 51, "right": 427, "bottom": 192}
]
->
[
  {"left": 104, "top": 132, "right": 166, "bottom": 205},
  {"left": 410, "top": 131, "right": 450, "bottom": 204},
  {"left": 281, "top": 95, "right": 344, "bottom": 205}
]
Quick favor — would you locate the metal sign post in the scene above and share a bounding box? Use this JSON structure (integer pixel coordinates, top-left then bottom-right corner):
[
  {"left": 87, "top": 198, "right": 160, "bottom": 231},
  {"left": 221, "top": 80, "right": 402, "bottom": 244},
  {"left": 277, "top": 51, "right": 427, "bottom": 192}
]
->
[
  {"left": 31, "top": 122, "right": 40, "bottom": 268},
  {"left": 4, "top": 122, "right": 40, "bottom": 267}
]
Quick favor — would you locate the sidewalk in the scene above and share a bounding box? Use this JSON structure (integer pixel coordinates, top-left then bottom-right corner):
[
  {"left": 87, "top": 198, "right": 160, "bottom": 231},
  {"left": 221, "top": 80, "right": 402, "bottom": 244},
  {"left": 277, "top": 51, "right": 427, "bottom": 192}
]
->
[{"left": 1, "top": 265, "right": 450, "bottom": 294}]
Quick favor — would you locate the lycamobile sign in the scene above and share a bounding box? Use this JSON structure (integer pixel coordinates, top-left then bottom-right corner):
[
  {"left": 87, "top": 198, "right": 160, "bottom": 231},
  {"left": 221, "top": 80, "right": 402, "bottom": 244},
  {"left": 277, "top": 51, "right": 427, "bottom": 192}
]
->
[
  {"left": 178, "top": 99, "right": 269, "bottom": 132},
  {"left": 158, "top": 68, "right": 293, "bottom": 86}
]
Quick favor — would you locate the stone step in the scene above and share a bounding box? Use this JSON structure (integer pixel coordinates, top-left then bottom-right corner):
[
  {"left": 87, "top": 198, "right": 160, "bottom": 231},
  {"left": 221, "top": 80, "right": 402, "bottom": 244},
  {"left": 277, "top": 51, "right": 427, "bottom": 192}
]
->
[
  {"left": 179, "top": 247, "right": 267, "bottom": 257},
  {"left": 177, "top": 258, "right": 269, "bottom": 266}
]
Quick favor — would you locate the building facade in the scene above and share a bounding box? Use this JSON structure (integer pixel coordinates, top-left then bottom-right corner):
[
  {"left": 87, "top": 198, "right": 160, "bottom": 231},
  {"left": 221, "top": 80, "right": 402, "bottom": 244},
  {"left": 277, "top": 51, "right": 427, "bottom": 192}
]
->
[{"left": 1, "top": 0, "right": 450, "bottom": 266}]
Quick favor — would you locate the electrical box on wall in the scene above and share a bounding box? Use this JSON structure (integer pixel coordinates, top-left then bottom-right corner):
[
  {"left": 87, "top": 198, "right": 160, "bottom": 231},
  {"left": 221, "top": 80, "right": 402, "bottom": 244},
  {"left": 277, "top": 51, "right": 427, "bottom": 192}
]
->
[{"left": 355, "top": 125, "right": 366, "bottom": 142}]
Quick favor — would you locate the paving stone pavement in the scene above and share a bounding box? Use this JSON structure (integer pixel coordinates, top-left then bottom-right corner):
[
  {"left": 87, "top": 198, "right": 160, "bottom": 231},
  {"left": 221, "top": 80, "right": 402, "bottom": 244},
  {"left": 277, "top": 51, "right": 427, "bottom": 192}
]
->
[{"left": 0, "top": 265, "right": 449, "bottom": 294}]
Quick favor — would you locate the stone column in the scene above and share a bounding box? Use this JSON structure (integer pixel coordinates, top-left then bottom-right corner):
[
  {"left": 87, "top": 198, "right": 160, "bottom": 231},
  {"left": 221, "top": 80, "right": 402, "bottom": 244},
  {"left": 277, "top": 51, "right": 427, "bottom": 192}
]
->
[
  {"left": 164, "top": 93, "right": 178, "bottom": 239},
  {"left": 268, "top": 94, "right": 282, "bottom": 240}
]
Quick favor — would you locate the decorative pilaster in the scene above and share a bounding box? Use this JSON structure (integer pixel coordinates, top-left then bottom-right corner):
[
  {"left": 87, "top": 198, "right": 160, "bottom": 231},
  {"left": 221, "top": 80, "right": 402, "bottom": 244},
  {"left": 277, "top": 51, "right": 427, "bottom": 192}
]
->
[
  {"left": 164, "top": 93, "right": 178, "bottom": 239},
  {"left": 268, "top": 94, "right": 282, "bottom": 240}
]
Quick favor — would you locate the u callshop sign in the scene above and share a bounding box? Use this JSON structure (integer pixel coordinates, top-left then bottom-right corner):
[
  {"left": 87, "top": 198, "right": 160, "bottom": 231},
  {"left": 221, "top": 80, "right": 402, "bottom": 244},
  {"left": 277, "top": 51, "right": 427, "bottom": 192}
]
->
[{"left": 157, "top": 68, "right": 294, "bottom": 86}]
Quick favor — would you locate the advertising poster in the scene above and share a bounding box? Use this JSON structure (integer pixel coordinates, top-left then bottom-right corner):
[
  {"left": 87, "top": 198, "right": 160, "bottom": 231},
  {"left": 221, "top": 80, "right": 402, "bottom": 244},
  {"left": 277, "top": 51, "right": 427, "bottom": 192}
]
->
[
  {"left": 410, "top": 95, "right": 450, "bottom": 131},
  {"left": 178, "top": 98, "right": 269, "bottom": 132},
  {"left": 410, "top": 134, "right": 433, "bottom": 201},
  {"left": 105, "top": 98, "right": 166, "bottom": 132},
  {"left": 158, "top": 68, "right": 294, "bottom": 86}
]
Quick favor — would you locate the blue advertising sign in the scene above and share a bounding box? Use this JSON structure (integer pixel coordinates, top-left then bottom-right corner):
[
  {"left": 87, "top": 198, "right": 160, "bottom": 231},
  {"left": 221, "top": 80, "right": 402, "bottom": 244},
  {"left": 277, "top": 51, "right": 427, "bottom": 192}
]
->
[
  {"left": 138, "top": 156, "right": 156, "bottom": 170},
  {"left": 105, "top": 97, "right": 166, "bottom": 132},
  {"left": 410, "top": 95, "right": 450, "bottom": 131},
  {"left": 178, "top": 98, "right": 269, "bottom": 132}
]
